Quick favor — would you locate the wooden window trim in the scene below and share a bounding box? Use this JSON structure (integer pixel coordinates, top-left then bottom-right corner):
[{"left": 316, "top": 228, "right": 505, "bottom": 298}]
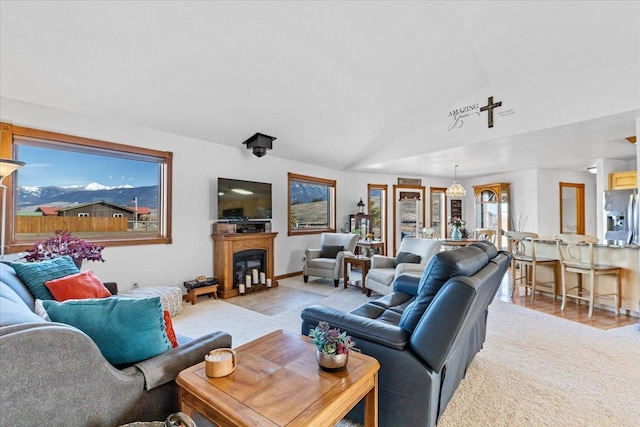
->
[
  {"left": 0, "top": 122, "right": 172, "bottom": 253},
  {"left": 288, "top": 172, "right": 336, "bottom": 236}
]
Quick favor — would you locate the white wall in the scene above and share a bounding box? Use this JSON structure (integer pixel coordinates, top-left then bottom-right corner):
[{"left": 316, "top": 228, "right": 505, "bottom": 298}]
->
[
  {"left": 0, "top": 97, "right": 632, "bottom": 292},
  {"left": 0, "top": 98, "right": 409, "bottom": 289}
]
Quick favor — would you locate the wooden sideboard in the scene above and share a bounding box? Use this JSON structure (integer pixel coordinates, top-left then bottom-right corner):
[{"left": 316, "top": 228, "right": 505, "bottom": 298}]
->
[{"left": 212, "top": 232, "right": 278, "bottom": 298}]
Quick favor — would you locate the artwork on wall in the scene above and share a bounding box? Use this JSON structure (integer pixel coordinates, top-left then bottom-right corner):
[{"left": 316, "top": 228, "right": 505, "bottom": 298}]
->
[{"left": 397, "top": 178, "right": 422, "bottom": 186}]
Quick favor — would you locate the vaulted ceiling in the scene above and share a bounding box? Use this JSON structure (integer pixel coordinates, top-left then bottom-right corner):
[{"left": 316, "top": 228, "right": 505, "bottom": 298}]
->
[{"left": 1, "top": 1, "right": 638, "bottom": 178}]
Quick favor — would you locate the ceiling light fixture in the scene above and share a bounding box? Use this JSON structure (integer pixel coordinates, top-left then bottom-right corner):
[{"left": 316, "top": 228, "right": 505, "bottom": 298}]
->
[
  {"left": 586, "top": 166, "right": 597, "bottom": 174},
  {"left": 242, "top": 132, "right": 276, "bottom": 157},
  {"left": 445, "top": 164, "right": 466, "bottom": 198}
]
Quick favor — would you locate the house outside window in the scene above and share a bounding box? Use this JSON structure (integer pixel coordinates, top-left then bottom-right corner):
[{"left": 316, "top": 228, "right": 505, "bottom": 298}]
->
[{"left": 0, "top": 122, "right": 173, "bottom": 252}]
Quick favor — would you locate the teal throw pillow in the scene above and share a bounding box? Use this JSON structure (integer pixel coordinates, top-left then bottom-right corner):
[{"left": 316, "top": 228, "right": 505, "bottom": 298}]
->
[
  {"left": 12, "top": 256, "right": 80, "bottom": 301},
  {"left": 42, "top": 296, "right": 171, "bottom": 365}
]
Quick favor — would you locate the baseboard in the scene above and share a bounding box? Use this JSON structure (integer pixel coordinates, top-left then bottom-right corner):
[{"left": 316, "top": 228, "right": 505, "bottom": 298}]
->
[{"left": 276, "top": 271, "right": 302, "bottom": 280}]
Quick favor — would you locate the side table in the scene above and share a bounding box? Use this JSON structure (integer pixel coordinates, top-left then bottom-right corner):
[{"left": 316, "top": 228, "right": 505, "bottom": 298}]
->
[
  {"left": 183, "top": 278, "right": 219, "bottom": 305},
  {"left": 344, "top": 255, "right": 371, "bottom": 294}
]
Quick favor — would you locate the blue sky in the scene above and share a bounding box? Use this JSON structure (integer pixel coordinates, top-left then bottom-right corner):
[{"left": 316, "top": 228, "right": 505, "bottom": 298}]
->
[{"left": 17, "top": 145, "right": 158, "bottom": 188}]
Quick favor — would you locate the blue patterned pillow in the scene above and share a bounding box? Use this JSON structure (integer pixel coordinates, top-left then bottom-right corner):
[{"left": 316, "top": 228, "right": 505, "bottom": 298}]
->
[
  {"left": 11, "top": 256, "right": 80, "bottom": 301},
  {"left": 43, "top": 296, "right": 171, "bottom": 365}
]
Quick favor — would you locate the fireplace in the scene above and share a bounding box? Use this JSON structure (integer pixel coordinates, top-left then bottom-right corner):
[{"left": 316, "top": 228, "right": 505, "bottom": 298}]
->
[
  {"left": 212, "top": 232, "right": 278, "bottom": 298},
  {"left": 234, "top": 249, "right": 266, "bottom": 288}
]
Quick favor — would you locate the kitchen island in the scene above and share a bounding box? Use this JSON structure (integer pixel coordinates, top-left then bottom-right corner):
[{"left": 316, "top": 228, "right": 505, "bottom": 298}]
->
[{"left": 532, "top": 240, "right": 639, "bottom": 316}]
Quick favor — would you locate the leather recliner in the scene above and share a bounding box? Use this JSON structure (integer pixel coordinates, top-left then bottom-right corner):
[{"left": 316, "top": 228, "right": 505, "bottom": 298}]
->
[{"left": 301, "top": 241, "right": 511, "bottom": 427}]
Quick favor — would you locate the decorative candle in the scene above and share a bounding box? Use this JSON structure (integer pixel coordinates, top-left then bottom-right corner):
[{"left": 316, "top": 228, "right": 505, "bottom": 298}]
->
[
  {"left": 239, "top": 283, "right": 245, "bottom": 294},
  {"left": 260, "top": 272, "right": 266, "bottom": 284},
  {"left": 266, "top": 278, "right": 272, "bottom": 288},
  {"left": 252, "top": 269, "right": 259, "bottom": 284},
  {"left": 246, "top": 275, "right": 252, "bottom": 288}
]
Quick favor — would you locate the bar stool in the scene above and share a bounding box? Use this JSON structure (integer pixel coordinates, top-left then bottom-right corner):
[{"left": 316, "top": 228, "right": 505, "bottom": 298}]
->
[
  {"left": 505, "top": 231, "right": 558, "bottom": 301},
  {"left": 554, "top": 234, "right": 621, "bottom": 318}
]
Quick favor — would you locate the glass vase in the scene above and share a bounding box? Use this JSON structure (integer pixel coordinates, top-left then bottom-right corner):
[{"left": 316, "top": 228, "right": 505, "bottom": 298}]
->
[{"left": 451, "top": 226, "right": 462, "bottom": 241}]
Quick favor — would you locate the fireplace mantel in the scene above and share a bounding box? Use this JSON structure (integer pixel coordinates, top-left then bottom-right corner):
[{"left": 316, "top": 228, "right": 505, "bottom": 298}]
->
[{"left": 212, "top": 232, "right": 278, "bottom": 298}]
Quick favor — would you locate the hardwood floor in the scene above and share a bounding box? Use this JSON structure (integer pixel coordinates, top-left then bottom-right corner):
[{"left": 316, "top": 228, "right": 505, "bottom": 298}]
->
[
  {"left": 238, "top": 271, "right": 638, "bottom": 330},
  {"left": 497, "top": 268, "right": 638, "bottom": 330}
]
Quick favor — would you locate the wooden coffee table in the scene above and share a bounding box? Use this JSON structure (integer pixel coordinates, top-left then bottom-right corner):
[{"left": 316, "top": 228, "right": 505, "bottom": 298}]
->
[{"left": 177, "top": 329, "right": 380, "bottom": 427}]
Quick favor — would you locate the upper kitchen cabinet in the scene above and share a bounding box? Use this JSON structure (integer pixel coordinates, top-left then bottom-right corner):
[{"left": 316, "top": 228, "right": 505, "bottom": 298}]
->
[{"left": 609, "top": 170, "right": 638, "bottom": 190}]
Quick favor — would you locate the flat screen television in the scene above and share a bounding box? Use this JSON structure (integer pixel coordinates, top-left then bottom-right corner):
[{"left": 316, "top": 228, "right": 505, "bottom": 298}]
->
[{"left": 218, "top": 177, "right": 272, "bottom": 220}]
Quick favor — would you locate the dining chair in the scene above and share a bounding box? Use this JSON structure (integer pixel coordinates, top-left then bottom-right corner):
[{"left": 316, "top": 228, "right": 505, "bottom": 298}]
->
[
  {"left": 474, "top": 229, "right": 497, "bottom": 244},
  {"left": 553, "top": 234, "right": 621, "bottom": 317},
  {"left": 421, "top": 227, "right": 436, "bottom": 238},
  {"left": 505, "top": 231, "right": 558, "bottom": 301}
]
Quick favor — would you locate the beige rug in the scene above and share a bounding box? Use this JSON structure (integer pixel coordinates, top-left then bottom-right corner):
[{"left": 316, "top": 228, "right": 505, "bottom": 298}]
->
[{"left": 173, "top": 276, "right": 640, "bottom": 426}]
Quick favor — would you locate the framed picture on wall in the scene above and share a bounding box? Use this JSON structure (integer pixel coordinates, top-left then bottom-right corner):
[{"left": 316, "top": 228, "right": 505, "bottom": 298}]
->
[
  {"left": 397, "top": 178, "right": 422, "bottom": 186},
  {"left": 449, "top": 199, "right": 462, "bottom": 219}
]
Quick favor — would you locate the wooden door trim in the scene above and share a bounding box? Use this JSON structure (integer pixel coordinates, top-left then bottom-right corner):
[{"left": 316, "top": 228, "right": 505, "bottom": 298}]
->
[{"left": 559, "top": 182, "right": 585, "bottom": 235}]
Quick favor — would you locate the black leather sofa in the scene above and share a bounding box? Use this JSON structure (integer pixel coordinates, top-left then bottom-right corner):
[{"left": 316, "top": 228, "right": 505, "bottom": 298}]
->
[{"left": 301, "top": 241, "right": 511, "bottom": 427}]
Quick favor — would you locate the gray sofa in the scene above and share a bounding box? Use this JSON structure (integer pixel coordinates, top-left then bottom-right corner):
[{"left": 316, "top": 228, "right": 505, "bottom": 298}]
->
[
  {"left": 0, "top": 262, "right": 231, "bottom": 427},
  {"left": 301, "top": 241, "right": 511, "bottom": 427}
]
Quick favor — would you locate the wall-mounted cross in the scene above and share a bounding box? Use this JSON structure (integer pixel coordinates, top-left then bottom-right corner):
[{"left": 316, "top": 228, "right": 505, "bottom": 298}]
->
[{"left": 480, "top": 96, "right": 502, "bottom": 128}]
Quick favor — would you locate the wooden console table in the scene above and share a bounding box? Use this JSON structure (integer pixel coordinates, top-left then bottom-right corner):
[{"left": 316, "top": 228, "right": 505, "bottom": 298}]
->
[
  {"left": 212, "top": 232, "right": 278, "bottom": 298},
  {"left": 177, "top": 329, "right": 380, "bottom": 426},
  {"left": 356, "top": 240, "right": 385, "bottom": 256}
]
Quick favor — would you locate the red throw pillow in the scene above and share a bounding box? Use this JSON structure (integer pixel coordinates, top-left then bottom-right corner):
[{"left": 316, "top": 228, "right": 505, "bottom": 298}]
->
[
  {"left": 45, "top": 270, "right": 111, "bottom": 301},
  {"left": 163, "top": 310, "right": 178, "bottom": 348}
]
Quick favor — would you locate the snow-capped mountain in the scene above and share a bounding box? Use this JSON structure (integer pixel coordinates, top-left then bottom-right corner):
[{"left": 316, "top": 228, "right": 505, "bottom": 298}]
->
[
  {"left": 17, "top": 184, "right": 158, "bottom": 211},
  {"left": 64, "top": 182, "right": 134, "bottom": 191}
]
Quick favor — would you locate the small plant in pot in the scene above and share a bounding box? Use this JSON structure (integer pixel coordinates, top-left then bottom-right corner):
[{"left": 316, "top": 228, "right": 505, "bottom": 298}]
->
[
  {"left": 308, "top": 321, "right": 356, "bottom": 372},
  {"left": 22, "top": 229, "right": 105, "bottom": 268}
]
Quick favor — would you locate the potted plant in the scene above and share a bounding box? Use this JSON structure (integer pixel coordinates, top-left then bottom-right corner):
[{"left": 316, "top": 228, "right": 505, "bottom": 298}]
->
[
  {"left": 22, "top": 229, "right": 105, "bottom": 268},
  {"left": 308, "top": 321, "right": 356, "bottom": 371}
]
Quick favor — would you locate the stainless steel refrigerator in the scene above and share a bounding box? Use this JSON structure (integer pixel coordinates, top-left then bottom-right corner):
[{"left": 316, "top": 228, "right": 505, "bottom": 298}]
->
[{"left": 604, "top": 189, "right": 639, "bottom": 245}]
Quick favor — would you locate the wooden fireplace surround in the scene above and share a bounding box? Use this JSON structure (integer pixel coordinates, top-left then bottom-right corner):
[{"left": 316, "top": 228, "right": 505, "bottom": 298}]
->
[{"left": 212, "top": 232, "right": 278, "bottom": 298}]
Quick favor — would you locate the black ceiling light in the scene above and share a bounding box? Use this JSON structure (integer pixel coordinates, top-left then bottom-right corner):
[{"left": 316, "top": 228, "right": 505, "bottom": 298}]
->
[{"left": 242, "top": 132, "right": 276, "bottom": 157}]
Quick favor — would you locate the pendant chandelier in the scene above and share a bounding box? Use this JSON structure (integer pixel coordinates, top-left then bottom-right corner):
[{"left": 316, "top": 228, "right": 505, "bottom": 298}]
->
[{"left": 445, "top": 164, "right": 466, "bottom": 197}]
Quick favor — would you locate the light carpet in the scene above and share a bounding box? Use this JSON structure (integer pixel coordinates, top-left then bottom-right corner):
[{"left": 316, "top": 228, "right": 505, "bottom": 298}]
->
[{"left": 172, "top": 276, "right": 640, "bottom": 426}]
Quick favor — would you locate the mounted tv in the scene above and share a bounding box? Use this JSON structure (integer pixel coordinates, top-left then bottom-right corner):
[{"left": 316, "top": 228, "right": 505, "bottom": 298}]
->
[{"left": 217, "top": 177, "right": 272, "bottom": 220}]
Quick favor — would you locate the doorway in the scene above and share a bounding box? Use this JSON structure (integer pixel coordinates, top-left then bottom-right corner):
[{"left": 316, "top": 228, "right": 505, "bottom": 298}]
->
[{"left": 559, "top": 182, "right": 585, "bottom": 234}]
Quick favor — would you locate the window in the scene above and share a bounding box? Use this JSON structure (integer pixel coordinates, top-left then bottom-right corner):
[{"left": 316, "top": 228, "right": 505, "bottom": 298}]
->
[
  {"left": 0, "top": 122, "right": 172, "bottom": 252},
  {"left": 288, "top": 172, "right": 336, "bottom": 235},
  {"left": 368, "top": 184, "right": 387, "bottom": 250},
  {"left": 473, "top": 183, "right": 510, "bottom": 248},
  {"left": 430, "top": 187, "right": 446, "bottom": 238}
]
